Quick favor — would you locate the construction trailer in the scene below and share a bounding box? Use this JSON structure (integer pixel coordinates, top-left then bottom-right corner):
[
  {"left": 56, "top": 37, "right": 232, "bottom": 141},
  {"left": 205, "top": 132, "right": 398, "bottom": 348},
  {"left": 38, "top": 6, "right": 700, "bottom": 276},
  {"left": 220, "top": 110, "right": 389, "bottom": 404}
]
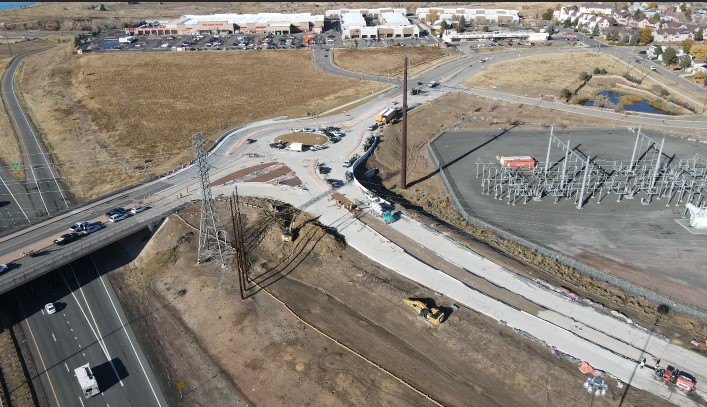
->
[
  {"left": 496, "top": 155, "right": 537, "bottom": 169},
  {"left": 74, "top": 363, "right": 100, "bottom": 398},
  {"left": 330, "top": 192, "right": 357, "bottom": 213},
  {"left": 286, "top": 142, "right": 304, "bottom": 152}
]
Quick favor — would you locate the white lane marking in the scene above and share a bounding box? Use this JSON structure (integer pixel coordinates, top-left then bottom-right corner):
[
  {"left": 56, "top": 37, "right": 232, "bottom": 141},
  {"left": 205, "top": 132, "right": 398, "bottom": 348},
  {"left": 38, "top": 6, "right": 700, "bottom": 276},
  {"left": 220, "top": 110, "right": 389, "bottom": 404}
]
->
[
  {"left": 0, "top": 173, "right": 30, "bottom": 222},
  {"left": 52, "top": 333, "right": 56, "bottom": 342},
  {"left": 59, "top": 270, "right": 123, "bottom": 387},
  {"left": 66, "top": 266, "right": 124, "bottom": 387},
  {"left": 64, "top": 363, "right": 69, "bottom": 373},
  {"left": 90, "top": 256, "right": 163, "bottom": 407},
  {"left": 78, "top": 397, "right": 85, "bottom": 407},
  {"left": 9, "top": 57, "right": 69, "bottom": 209}
]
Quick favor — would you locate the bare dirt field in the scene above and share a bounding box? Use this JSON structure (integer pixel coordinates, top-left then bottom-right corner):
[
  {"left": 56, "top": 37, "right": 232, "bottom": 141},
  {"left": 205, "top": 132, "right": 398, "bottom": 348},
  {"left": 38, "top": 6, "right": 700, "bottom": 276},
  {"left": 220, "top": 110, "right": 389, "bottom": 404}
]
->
[
  {"left": 362, "top": 91, "right": 707, "bottom": 342},
  {"left": 333, "top": 47, "right": 457, "bottom": 78},
  {"left": 274, "top": 132, "right": 328, "bottom": 145},
  {"left": 106, "top": 200, "right": 665, "bottom": 407},
  {"left": 17, "top": 44, "right": 384, "bottom": 200}
]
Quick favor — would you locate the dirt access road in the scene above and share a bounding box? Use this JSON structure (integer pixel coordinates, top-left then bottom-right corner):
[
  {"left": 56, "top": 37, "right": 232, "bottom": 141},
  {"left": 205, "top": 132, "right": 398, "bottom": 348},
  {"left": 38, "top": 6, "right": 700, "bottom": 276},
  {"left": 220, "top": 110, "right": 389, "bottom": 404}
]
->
[{"left": 104, "top": 199, "right": 664, "bottom": 407}]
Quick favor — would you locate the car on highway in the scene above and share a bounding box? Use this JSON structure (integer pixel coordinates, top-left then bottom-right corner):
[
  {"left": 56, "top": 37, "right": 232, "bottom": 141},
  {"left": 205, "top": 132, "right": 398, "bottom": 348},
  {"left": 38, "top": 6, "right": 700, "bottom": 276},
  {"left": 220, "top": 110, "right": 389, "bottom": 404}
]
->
[
  {"left": 108, "top": 212, "right": 129, "bottom": 222},
  {"left": 69, "top": 221, "right": 92, "bottom": 233},
  {"left": 130, "top": 205, "right": 147, "bottom": 214},
  {"left": 650, "top": 65, "right": 656, "bottom": 71},
  {"left": 105, "top": 207, "right": 126, "bottom": 217},
  {"left": 0, "top": 264, "right": 7, "bottom": 274},
  {"left": 44, "top": 303, "right": 56, "bottom": 314},
  {"left": 80, "top": 222, "right": 104, "bottom": 235},
  {"left": 54, "top": 233, "right": 81, "bottom": 246},
  {"left": 245, "top": 138, "right": 256, "bottom": 144}
]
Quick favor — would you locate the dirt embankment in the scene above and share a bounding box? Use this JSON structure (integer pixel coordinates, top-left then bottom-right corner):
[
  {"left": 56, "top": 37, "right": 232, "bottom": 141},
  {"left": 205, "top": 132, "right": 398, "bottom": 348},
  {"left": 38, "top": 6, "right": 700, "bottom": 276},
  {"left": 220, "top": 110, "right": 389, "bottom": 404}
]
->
[
  {"left": 16, "top": 44, "right": 384, "bottom": 200},
  {"left": 333, "top": 47, "right": 457, "bottom": 78},
  {"left": 363, "top": 91, "right": 707, "bottom": 343},
  {"left": 108, "top": 197, "right": 666, "bottom": 407}
]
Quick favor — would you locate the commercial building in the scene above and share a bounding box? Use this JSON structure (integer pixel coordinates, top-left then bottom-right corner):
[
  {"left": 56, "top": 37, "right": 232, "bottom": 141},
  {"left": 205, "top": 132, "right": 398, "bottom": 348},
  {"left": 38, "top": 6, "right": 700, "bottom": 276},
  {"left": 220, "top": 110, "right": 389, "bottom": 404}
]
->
[
  {"left": 125, "top": 13, "right": 324, "bottom": 36},
  {"left": 441, "top": 30, "right": 548, "bottom": 43},
  {"left": 416, "top": 7, "right": 520, "bottom": 25},
  {"left": 325, "top": 8, "right": 407, "bottom": 18},
  {"left": 337, "top": 10, "right": 419, "bottom": 39}
]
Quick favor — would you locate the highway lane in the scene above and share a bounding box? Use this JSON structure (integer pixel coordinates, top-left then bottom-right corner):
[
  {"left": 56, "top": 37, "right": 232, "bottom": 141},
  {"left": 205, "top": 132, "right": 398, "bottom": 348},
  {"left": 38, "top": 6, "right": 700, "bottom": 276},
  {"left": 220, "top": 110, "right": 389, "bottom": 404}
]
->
[
  {"left": 1, "top": 49, "right": 70, "bottom": 219},
  {"left": 15, "top": 252, "right": 166, "bottom": 406},
  {"left": 0, "top": 163, "right": 33, "bottom": 231}
]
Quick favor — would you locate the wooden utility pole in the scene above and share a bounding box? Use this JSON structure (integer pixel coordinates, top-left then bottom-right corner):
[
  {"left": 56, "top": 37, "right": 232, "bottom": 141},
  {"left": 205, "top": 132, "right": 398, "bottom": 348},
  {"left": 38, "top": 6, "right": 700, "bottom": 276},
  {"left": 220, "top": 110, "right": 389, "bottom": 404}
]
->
[
  {"left": 401, "top": 56, "right": 408, "bottom": 190},
  {"left": 230, "top": 188, "right": 247, "bottom": 299}
]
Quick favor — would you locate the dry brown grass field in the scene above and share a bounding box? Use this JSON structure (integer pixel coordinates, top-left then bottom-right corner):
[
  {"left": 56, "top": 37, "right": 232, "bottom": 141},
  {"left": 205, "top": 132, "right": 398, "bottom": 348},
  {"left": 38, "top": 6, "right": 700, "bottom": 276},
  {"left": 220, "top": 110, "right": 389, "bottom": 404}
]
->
[
  {"left": 18, "top": 44, "right": 385, "bottom": 200},
  {"left": 333, "top": 47, "right": 455, "bottom": 78},
  {"left": 464, "top": 52, "right": 624, "bottom": 98},
  {"left": 0, "top": 37, "right": 69, "bottom": 179}
]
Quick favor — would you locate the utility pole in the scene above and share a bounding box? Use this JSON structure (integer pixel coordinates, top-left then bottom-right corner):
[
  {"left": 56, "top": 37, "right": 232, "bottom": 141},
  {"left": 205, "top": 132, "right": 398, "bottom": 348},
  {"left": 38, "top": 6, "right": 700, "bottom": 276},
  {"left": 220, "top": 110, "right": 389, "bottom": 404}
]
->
[
  {"left": 230, "top": 188, "right": 247, "bottom": 299},
  {"left": 400, "top": 56, "right": 408, "bottom": 190}
]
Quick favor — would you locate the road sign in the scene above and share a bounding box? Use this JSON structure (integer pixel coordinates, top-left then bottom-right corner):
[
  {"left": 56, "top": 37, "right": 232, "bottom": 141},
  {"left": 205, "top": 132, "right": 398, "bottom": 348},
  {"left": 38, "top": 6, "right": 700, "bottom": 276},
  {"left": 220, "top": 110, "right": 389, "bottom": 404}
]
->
[{"left": 12, "top": 162, "right": 20, "bottom": 169}]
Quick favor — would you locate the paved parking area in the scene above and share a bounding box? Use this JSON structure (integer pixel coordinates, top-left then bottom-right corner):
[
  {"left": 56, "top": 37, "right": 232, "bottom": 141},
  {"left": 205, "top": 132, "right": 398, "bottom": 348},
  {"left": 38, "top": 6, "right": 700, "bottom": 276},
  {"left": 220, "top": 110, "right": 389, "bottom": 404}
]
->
[{"left": 429, "top": 127, "right": 707, "bottom": 305}]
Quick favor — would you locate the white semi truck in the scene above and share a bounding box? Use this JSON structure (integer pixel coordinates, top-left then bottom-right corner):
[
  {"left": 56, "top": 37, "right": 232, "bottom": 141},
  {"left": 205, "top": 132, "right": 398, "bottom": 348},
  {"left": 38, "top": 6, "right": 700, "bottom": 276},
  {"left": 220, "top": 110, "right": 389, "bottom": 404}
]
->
[{"left": 75, "top": 363, "right": 100, "bottom": 398}]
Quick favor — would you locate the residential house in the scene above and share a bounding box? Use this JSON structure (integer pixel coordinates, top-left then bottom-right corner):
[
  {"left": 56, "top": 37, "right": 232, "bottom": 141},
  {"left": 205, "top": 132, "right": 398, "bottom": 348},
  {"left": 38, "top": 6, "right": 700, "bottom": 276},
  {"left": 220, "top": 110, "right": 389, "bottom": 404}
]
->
[
  {"left": 654, "top": 28, "right": 694, "bottom": 42},
  {"left": 635, "top": 18, "right": 661, "bottom": 29},
  {"left": 553, "top": 5, "right": 578, "bottom": 22},
  {"left": 579, "top": 3, "right": 615, "bottom": 16}
]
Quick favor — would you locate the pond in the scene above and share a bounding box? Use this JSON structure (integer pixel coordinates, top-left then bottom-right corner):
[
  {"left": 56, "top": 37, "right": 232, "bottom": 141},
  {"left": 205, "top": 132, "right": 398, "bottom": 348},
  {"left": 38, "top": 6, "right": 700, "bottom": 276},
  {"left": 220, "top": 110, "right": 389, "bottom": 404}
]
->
[{"left": 582, "top": 90, "right": 673, "bottom": 115}]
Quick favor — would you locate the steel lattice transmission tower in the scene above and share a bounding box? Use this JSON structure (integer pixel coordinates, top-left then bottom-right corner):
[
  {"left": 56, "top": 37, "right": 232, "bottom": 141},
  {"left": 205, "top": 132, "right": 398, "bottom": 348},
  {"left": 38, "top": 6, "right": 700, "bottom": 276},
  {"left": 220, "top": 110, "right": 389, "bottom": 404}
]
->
[{"left": 192, "top": 132, "right": 228, "bottom": 265}]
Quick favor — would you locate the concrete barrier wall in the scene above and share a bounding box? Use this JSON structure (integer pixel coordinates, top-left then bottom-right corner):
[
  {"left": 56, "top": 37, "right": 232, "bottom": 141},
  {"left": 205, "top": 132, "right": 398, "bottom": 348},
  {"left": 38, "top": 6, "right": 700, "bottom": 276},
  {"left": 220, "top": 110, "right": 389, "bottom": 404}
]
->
[
  {"left": 351, "top": 135, "right": 379, "bottom": 194},
  {"left": 426, "top": 132, "right": 707, "bottom": 324}
]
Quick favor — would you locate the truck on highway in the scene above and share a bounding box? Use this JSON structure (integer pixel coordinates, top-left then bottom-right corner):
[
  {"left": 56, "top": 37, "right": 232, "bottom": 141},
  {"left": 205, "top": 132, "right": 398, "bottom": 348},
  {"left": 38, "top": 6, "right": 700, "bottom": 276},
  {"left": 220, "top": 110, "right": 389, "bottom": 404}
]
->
[
  {"left": 75, "top": 363, "right": 100, "bottom": 398},
  {"left": 428, "top": 81, "right": 439, "bottom": 88}
]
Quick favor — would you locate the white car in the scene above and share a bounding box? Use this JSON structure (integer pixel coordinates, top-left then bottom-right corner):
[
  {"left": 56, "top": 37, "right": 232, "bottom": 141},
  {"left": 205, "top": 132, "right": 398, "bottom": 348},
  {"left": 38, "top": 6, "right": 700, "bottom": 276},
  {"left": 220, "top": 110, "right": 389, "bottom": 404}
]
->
[
  {"left": 45, "top": 303, "right": 56, "bottom": 314},
  {"left": 0, "top": 264, "right": 7, "bottom": 274},
  {"left": 108, "top": 212, "right": 129, "bottom": 222},
  {"left": 130, "top": 205, "right": 147, "bottom": 214},
  {"left": 649, "top": 66, "right": 656, "bottom": 71}
]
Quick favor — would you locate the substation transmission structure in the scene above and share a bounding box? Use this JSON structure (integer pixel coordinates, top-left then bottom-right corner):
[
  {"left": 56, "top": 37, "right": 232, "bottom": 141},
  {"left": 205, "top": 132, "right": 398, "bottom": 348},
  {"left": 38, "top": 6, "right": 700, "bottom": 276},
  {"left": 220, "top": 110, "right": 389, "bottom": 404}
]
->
[
  {"left": 475, "top": 127, "right": 707, "bottom": 210},
  {"left": 192, "top": 132, "right": 229, "bottom": 265}
]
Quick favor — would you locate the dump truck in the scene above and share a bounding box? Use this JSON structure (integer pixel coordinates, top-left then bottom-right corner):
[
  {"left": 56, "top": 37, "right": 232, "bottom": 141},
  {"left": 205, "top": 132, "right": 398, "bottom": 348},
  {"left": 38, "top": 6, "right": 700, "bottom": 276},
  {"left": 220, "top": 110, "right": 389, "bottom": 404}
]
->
[
  {"left": 404, "top": 298, "right": 445, "bottom": 325},
  {"left": 74, "top": 363, "right": 100, "bottom": 398},
  {"left": 656, "top": 366, "right": 696, "bottom": 392},
  {"left": 496, "top": 155, "right": 537, "bottom": 169},
  {"left": 376, "top": 107, "right": 398, "bottom": 124}
]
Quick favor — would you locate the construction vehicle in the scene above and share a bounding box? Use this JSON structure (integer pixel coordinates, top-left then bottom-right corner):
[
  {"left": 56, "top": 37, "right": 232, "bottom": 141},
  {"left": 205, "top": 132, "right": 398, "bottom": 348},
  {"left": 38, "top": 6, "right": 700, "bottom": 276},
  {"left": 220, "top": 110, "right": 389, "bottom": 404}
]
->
[
  {"left": 410, "top": 87, "right": 421, "bottom": 95},
  {"left": 404, "top": 298, "right": 445, "bottom": 325},
  {"left": 656, "top": 366, "right": 696, "bottom": 392},
  {"left": 281, "top": 226, "right": 292, "bottom": 242},
  {"left": 375, "top": 107, "right": 398, "bottom": 124}
]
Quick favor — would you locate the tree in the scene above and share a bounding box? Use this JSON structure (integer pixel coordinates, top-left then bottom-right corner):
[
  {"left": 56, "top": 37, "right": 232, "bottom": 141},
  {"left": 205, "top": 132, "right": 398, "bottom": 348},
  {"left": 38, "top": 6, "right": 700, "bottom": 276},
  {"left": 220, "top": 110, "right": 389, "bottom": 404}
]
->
[
  {"left": 647, "top": 2, "right": 658, "bottom": 8},
  {"left": 629, "top": 33, "right": 640, "bottom": 46},
  {"left": 682, "top": 38, "right": 695, "bottom": 54},
  {"left": 655, "top": 44, "right": 663, "bottom": 55},
  {"left": 662, "top": 46, "right": 678, "bottom": 65},
  {"left": 571, "top": 18, "right": 579, "bottom": 27},
  {"left": 690, "top": 44, "right": 707, "bottom": 61},
  {"left": 638, "top": 27, "right": 653, "bottom": 44},
  {"left": 439, "top": 20, "right": 448, "bottom": 32},
  {"left": 592, "top": 24, "right": 599, "bottom": 37},
  {"left": 696, "top": 28, "right": 704, "bottom": 42},
  {"left": 426, "top": 10, "right": 439, "bottom": 23},
  {"left": 547, "top": 24, "right": 556, "bottom": 35},
  {"left": 620, "top": 34, "right": 630, "bottom": 44},
  {"left": 579, "top": 71, "right": 592, "bottom": 81},
  {"left": 456, "top": 16, "right": 466, "bottom": 32},
  {"left": 541, "top": 8, "right": 554, "bottom": 20},
  {"left": 562, "top": 18, "right": 571, "bottom": 28},
  {"left": 593, "top": 67, "right": 601, "bottom": 74},
  {"left": 560, "top": 88, "right": 572, "bottom": 100},
  {"left": 650, "top": 13, "right": 661, "bottom": 22},
  {"left": 482, "top": 26, "right": 489, "bottom": 32},
  {"left": 633, "top": 9, "right": 644, "bottom": 19},
  {"left": 680, "top": 54, "right": 692, "bottom": 69}
]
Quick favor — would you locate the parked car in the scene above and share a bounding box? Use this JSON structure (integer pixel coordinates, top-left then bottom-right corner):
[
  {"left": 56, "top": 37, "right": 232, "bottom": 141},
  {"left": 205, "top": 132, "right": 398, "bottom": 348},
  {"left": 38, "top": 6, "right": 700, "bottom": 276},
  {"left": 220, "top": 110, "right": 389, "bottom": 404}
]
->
[
  {"left": 245, "top": 138, "right": 256, "bottom": 144},
  {"left": 0, "top": 264, "right": 7, "bottom": 274},
  {"left": 130, "top": 205, "right": 147, "bottom": 214},
  {"left": 650, "top": 65, "right": 656, "bottom": 71},
  {"left": 45, "top": 303, "right": 56, "bottom": 314},
  {"left": 54, "top": 233, "right": 80, "bottom": 246}
]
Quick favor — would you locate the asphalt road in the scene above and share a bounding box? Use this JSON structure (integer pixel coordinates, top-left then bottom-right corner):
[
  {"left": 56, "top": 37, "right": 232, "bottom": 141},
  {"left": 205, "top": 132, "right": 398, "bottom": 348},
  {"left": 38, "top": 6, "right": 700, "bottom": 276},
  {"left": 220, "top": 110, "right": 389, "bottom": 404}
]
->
[
  {"left": 1, "top": 49, "right": 70, "bottom": 223},
  {"left": 15, "top": 250, "right": 166, "bottom": 406}
]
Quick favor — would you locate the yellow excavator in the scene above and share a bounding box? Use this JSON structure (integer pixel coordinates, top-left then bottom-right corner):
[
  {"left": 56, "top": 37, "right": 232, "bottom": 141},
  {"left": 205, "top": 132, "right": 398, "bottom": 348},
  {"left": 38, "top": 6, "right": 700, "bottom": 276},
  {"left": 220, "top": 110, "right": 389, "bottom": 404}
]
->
[{"left": 403, "top": 298, "right": 445, "bottom": 325}]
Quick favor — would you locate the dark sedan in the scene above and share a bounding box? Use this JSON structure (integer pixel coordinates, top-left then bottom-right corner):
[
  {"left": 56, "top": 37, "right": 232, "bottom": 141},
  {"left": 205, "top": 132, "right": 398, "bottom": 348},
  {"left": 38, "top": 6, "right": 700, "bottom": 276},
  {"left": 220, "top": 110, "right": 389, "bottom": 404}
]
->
[{"left": 54, "top": 232, "right": 81, "bottom": 246}]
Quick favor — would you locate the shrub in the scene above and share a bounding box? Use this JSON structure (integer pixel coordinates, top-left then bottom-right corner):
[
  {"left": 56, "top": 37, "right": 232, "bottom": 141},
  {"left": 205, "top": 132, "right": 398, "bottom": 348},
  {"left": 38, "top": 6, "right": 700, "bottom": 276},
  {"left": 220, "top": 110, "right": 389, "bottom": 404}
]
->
[
  {"left": 618, "top": 95, "right": 644, "bottom": 106},
  {"left": 593, "top": 67, "right": 601, "bottom": 75},
  {"left": 560, "top": 88, "right": 572, "bottom": 100}
]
